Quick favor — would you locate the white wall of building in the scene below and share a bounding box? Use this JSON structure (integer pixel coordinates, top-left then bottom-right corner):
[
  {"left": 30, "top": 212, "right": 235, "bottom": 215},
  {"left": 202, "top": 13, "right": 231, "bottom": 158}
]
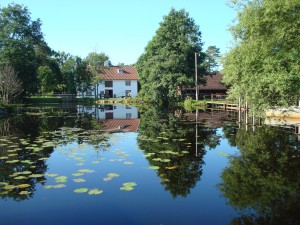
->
[
  {"left": 78, "top": 80, "right": 138, "bottom": 98},
  {"left": 77, "top": 105, "right": 138, "bottom": 120}
]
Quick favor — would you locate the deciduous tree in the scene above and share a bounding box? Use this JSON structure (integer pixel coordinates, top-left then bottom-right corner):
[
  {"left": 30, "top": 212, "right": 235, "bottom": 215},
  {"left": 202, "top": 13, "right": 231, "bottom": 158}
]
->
[
  {"left": 136, "top": 8, "right": 204, "bottom": 105},
  {"left": 222, "top": 0, "right": 300, "bottom": 111},
  {"left": 0, "top": 3, "right": 44, "bottom": 95},
  {"left": 0, "top": 64, "right": 23, "bottom": 104}
]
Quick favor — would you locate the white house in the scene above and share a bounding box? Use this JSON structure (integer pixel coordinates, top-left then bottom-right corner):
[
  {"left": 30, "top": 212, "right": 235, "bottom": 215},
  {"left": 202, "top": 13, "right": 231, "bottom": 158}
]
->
[{"left": 78, "top": 65, "right": 139, "bottom": 98}]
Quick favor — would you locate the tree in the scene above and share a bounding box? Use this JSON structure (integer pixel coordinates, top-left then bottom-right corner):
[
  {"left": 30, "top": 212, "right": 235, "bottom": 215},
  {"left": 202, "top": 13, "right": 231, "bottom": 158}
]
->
[
  {"left": 0, "top": 64, "right": 23, "bottom": 104},
  {"left": 37, "top": 65, "right": 57, "bottom": 93},
  {"left": 54, "top": 52, "right": 92, "bottom": 95},
  {"left": 74, "top": 57, "right": 92, "bottom": 96},
  {"left": 137, "top": 106, "right": 220, "bottom": 197},
  {"left": 219, "top": 126, "right": 300, "bottom": 225},
  {"left": 222, "top": 0, "right": 300, "bottom": 112},
  {"left": 53, "top": 52, "right": 74, "bottom": 93},
  {"left": 85, "top": 52, "right": 109, "bottom": 75},
  {"left": 136, "top": 8, "right": 204, "bottom": 105},
  {"left": 0, "top": 3, "right": 44, "bottom": 95},
  {"left": 203, "top": 45, "right": 220, "bottom": 74},
  {"left": 85, "top": 52, "right": 109, "bottom": 97}
]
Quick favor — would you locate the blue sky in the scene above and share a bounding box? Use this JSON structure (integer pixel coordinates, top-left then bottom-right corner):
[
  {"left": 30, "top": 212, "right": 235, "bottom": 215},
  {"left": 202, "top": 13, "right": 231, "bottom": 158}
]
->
[{"left": 1, "top": 0, "right": 236, "bottom": 65}]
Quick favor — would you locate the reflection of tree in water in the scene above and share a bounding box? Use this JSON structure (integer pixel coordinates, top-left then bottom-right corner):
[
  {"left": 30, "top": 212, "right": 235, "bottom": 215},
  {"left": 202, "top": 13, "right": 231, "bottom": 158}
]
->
[
  {"left": 219, "top": 126, "right": 300, "bottom": 225},
  {"left": 0, "top": 111, "right": 108, "bottom": 201},
  {"left": 0, "top": 116, "right": 55, "bottom": 201},
  {"left": 138, "top": 107, "right": 221, "bottom": 198}
]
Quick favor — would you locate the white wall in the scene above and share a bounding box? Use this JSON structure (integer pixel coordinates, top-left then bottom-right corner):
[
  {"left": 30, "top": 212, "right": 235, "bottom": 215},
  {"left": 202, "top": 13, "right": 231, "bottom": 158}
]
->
[
  {"left": 77, "top": 105, "right": 138, "bottom": 119},
  {"left": 77, "top": 80, "right": 138, "bottom": 98}
]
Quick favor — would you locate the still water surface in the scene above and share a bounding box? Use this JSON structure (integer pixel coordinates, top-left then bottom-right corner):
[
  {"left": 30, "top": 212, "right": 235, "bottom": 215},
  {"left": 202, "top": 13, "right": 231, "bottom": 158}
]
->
[{"left": 0, "top": 105, "right": 299, "bottom": 225}]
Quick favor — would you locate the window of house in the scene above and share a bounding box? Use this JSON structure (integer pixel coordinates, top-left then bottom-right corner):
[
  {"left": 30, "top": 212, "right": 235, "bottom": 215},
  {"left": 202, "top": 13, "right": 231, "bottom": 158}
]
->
[
  {"left": 126, "top": 113, "right": 132, "bottom": 119},
  {"left": 125, "top": 90, "right": 131, "bottom": 97},
  {"left": 105, "top": 112, "right": 114, "bottom": 119},
  {"left": 105, "top": 81, "right": 113, "bottom": 87},
  {"left": 125, "top": 80, "right": 131, "bottom": 86}
]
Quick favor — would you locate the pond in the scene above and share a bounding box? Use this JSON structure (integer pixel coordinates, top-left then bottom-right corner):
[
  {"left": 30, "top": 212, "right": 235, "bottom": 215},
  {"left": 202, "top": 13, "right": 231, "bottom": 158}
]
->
[{"left": 0, "top": 104, "right": 299, "bottom": 225}]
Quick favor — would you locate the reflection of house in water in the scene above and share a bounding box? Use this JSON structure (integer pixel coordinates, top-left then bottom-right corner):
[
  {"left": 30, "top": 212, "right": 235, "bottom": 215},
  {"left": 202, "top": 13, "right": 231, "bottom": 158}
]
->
[{"left": 77, "top": 105, "right": 140, "bottom": 133}]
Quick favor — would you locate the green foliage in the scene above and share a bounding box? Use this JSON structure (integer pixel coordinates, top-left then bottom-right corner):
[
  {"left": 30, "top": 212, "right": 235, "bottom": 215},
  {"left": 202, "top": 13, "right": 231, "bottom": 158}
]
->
[
  {"left": 202, "top": 46, "right": 220, "bottom": 74},
  {"left": 222, "top": 0, "right": 300, "bottom": 112},
  {"left": 0, "top": 3, "right": 44, "bottom": 95},
  {"left": 37, "top": 66, "right": 57, "bottom": 93},
  {"left": 53, "top": 52, "right": 92, "bottom": 94},
  {"left": 136, "top": 8, "right": 204, "bottom": 105},
  {"left": 183, "top": 97, "right": 193, "bottom": 112},
  {"left": 85, "top": 52, "right": 109, "bottom": 76},
  {"left": 137, "top": 106, "right": 220, "bottom": 197},
  {"left": 219, "top": 126, "right": 300, "bottom": 224}
]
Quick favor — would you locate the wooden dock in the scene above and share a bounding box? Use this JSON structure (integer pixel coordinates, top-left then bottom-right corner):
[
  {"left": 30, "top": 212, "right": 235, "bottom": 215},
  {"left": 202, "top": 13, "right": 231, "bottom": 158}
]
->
[{"left": 206, "top": 101, "right": 241, "bottom": 111}]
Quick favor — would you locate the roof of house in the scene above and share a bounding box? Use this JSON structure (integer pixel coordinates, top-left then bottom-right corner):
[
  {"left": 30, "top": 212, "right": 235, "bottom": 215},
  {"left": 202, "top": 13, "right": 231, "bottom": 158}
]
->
[
  {"left": 98, "top": 66, "right": 138, "bottom": 80},
  {"left": 102, "top": 119, "right": 140, "bottom": 133},
  {"left": 199, "top": 73, "right": 227, "bottom": 90}
]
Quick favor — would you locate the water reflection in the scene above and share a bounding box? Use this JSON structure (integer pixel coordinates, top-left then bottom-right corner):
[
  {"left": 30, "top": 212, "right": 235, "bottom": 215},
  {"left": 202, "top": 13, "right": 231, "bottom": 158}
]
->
[
  {"left": 137, "top": 107, "right": 221, "bottom": 197},
  {"left": 0, "top": 104, "right": 299, "bottom": 225},
  {"left": 219, "top": 126, "right": 300, "bottom": 225},
  {"left": 0, "top": 110, "right": 109, "bottom": 201}
]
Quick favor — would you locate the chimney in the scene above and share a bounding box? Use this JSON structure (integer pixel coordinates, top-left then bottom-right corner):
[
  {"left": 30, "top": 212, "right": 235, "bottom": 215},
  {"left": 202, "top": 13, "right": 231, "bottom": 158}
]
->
[{"left": 104, "top": 61, "right": 112, "bottom": 67}]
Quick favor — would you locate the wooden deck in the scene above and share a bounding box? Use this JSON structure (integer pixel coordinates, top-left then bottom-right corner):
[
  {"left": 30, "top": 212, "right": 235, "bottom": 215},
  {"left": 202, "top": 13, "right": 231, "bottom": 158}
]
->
[{"left": 206, "top": 101, "right": 242, "bottom": 111}]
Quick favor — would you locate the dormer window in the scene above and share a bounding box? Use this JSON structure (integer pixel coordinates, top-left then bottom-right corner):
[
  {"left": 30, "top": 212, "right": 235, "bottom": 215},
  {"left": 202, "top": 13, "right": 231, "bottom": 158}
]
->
[{"left": 118, "top": 69, "right": 124, "bottom": 74}]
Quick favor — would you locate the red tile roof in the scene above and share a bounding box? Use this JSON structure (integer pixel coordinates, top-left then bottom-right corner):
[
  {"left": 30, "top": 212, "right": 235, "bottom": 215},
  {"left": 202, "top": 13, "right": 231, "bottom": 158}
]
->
[
  {"left": 199, "top": 73, "right": 227, "bottom": 90},
  {"left": 102, "top": 119, "right": 140, "bottom": 133},
  {"left": 98, "top": 66, "right": 138, "bottom": 80}
]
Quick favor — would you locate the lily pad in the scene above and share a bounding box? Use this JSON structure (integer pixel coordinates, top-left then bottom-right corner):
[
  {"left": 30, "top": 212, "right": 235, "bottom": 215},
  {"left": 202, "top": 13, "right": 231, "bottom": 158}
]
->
[
  {"left": 0, "top": 182, "right": 9, "bottom": 186},
  {"left": 107, "top": 173, "right": 120, "bottom": 178},
  {"left": 44, "top": 184, "right": 66, "bottom": 189},
  {"left": 29, "top": 174, "right": 44, "bottom": 178},
  {"left": 72, "top": 173, "right": 84, "bottom": 177},
  {"left": 14, "top": 176, "right": 27, "bottom": 180},
  {"left": 165, "top": 166, "right": 177, "bottom": 170},
  {"left": 161, "top": 159, "right": 171, "bottom": 163},
  {"left": 120, "top": 186, "right": 134, "bottom": 191},
  {"left": 6, "top": 160, "right": 20, "bottom": 164},
  {"left": 19, "top": 191, "right": 31, "bottom": 195},
  {"left": 124, "top": 161, "right": 134, "bottom": 165},
  {"left": 120, "top": 182, "right": 137, "bottom": 191},
  {"left": 55, "top": 176, "right": 67, "bottom": 183},
  {"left": 123, "top": 182, "right": 137, "bottom": 187},
  {"left": 74, "top": 188, "right": 89, "bottom": 193},
  {"left": 17, "top": 184, "right": 31, "bottom": 189},
  {"left": 73, "top": 178, "right": 86, "bottom": 183},
  {"left": 0, "top": 157, "right": 9, "bottom": 160},
  {"left": 88, "top": 189, "right": 103, "bottom": 195},
  {"left": 2, "top": 185, "right": 16, "bottom": 190},
  {"left": 77, "top": 169, "right": 94, "bottom": 173},
  {"left": 152, "top": 158, "right": 161, "bottom": 161},
  {"left": 21, "top": 171, "right": 32, "bottom": 175},
  {"left": 149, "top": 166, "right": 160, "bottom": 170}
]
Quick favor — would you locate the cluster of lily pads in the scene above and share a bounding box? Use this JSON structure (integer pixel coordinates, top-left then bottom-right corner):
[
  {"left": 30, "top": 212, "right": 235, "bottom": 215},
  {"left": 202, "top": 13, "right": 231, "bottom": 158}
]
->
[{"left": 0, "top": 124, "right": 197, "bottom": 198}]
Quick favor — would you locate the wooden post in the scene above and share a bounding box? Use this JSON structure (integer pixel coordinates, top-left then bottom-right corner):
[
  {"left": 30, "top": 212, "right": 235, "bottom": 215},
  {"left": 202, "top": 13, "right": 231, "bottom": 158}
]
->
[
  {"left": 238, "top": 97, "right": 242, "bottom": 123},
  {"left": 245, "top": 100, "right": 248, "bottom": 124},
  {"left": 252, "top": 112, "right": 256, "bottom": 132},
  {"left": 195, "top": 109, "right": 198, "bottom": 156}
]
